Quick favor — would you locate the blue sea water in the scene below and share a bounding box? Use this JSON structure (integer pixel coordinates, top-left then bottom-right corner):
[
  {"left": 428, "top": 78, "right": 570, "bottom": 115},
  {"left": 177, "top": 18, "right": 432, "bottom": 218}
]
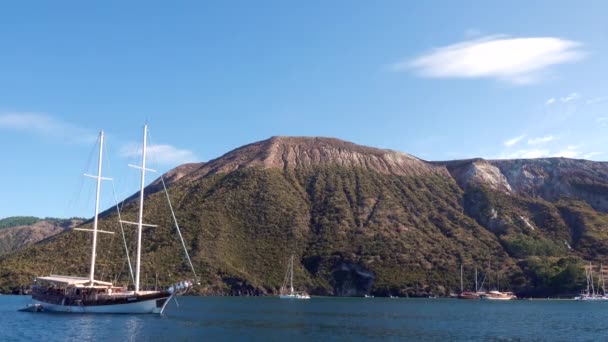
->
[{"left": 1, "top": 295, "right": 607, "bottom": 341}]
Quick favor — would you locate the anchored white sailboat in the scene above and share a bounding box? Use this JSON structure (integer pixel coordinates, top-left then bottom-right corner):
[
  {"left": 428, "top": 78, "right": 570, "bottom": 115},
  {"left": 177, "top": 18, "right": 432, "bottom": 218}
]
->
[
  {"left": 279, "top": 255, "right": 310, "bottom": 299},
  {"left": 25, "top": 125, "right": 195, "bottom": 314},
  {"left": 574, "top": 263, "right": 608, "bottom": 301}
]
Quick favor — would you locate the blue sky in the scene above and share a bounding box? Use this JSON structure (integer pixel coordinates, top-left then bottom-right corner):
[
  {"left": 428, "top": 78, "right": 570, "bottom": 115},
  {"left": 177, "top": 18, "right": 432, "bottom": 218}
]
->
[{"left": 0, "top": 1, "right": 606, "bottom": 218}]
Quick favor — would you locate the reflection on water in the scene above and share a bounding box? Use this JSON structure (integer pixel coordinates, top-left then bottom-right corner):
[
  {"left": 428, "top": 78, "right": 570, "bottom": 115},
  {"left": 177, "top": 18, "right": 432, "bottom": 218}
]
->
[{"left": 124, "top": 315, "right": 145, "bottom": 342}]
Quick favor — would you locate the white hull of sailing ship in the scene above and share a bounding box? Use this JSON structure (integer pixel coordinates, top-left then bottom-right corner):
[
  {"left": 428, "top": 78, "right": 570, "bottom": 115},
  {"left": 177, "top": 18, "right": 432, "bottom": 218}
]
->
[
  {"left": 24, "top": 126, "right": 196, "bottom": 314},
  {"left": 32, "top": 294, "right": 169, "bottom": 314},
  {"left": 480, "top": 291, "right": 517, "bottom": 300}
]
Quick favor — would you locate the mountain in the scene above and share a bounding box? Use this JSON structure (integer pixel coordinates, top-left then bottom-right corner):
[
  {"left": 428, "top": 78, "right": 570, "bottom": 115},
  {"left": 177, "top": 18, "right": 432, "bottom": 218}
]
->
[
  {"left": 0, "top": 217, "right": 83, "bottom": 255},
  {"left": 1, "top": 137, "right": 605, "bottom": 296}
]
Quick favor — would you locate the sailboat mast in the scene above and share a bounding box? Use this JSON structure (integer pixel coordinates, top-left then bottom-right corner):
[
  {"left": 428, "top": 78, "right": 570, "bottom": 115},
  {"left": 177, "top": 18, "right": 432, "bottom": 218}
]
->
[
  {"left": 135, "top": 125, "right": 148, "bottom": 293},
  {"left": 475, "top": 267, "right": 478, "bottom": 292},
  {"left": 589, "top": 263, "right": 595, "bottom": 296},
  {"left": 586, "top": 266, "right": 590, "bottom": 295},
  {"left": 290, "top": 255, "right": 294, "bottom": 294},
  {"left": 460, "top": 264, "right": 463, "bottom": 293},
  {"left": 89, "top": 131, "right": 104, "bottom": 283},
  {"left": 601, "top": 264, "right": 605, "bottom": 295}
]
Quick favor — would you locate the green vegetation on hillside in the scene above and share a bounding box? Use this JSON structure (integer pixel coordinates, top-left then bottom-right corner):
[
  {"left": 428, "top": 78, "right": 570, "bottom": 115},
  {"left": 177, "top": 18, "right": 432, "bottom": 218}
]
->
[
  {"left": 0, "top": 165, "right": 605, "bottom": 296},
  {"left": 0, "top": 217, "right": 41, "bottom": 230}
]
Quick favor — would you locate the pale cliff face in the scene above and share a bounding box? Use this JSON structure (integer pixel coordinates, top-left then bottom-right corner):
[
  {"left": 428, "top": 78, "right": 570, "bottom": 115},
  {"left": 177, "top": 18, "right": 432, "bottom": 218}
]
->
[
  {"left": 441, "top": 157, "right": 608, "bottom": 213},
  {"left": 491, "top": 158, "right": 608, "bottom": 212},
  {"left": 157, "top": 136, "right": 449, "bottom": 183},
  {"left": 441, "top": 159, "right": 512, "bottom": 193}
]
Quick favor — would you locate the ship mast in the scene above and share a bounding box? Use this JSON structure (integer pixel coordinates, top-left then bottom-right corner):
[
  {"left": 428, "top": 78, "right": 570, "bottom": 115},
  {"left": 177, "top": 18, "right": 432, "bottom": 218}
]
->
[
  {"left": 460, "top": 264, "right": 463, "bottom": 293},
  {"left": 89, "top": 131, "right": 104, "bottom": 283},
  {"left": 135, "top": 124, "right": 148, "bottom": 293},
  {"left": 475, "top": 267, "right": 478, "bottom": 292},
  {"left": 290, "top": 255, "right": 294, "bottom": 294}
]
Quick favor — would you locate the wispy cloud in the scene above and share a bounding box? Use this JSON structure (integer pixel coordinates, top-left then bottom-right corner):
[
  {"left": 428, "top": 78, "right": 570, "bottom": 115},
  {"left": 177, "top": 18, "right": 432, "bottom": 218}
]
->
[
  {"left": 552, "top": 145, "right": 580, "bottom": 158},
  {"left": 506, "top": 149, "right": 550, "bottom": 159},
  {"left": 504, "top": 134, "right": 526, "bottom": 147},
  {"left": 560, "top": 92, "right": 579, "bottom": 103},
  {"left": 527, "top": 135, "right": 555, "bottom": 145},
  {"left": 501, "top": 144, "right": 598, "bottom": 160},
  {"left": 396, "top": 36, "right": 585, "bottom": 84},
  {"left": 0, "top": 112, "right": 95, "bottom": 144},
  {"left": 587, "top": 97, "right": 607, "bottom": 105},
  {"left": 596, "top": 117, "right": 608, "bottom": 126},
  {"left": 120, "top": 143, "right": 198, "bottom": 166},
  {"left": 545, "top": 92, "right": 580, "bottom": 105},
  {"left": 583, "top": 152, "right": 603, "bottom": 159}
]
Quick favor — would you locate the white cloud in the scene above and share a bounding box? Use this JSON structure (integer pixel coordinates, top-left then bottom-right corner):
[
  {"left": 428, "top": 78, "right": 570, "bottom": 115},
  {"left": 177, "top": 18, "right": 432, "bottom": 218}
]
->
[
  {"left": 527, "top": 135, "right": 555, "bottom": 145},
  {"left": 545, "top": 93, "right": 581, "bottom": 105},
  {"left": 504, "top": 134, "right": 526, "bottom": 147},
  {"left": 0, "top": 112, "right": 95, "bottom": 143},
  {"left": 583, "top": 152, "right": 603, "bottom": 159},
  {"left": 507, "top": 149, "right": 550, "bottom": 159},
  {"left": 553, "top": 149, "right": 579, "bottom": 158},
  {"left": 120, "top": 143, "right": 198, "bottom": 166},
  {"left": 559, "top": 92, "right": 579, "bottom": 103},
  {"left": 596, "top": 117, "right": 608, "bottom": 126},
  {"left": 498, "top": 141, "right": 597, "bottom": 160},
  {"left": 587, "top": 97, "right": 607, "bottom": 105},
  {"left": 397, "top": 36, "right": 585, "bottom": 84}
]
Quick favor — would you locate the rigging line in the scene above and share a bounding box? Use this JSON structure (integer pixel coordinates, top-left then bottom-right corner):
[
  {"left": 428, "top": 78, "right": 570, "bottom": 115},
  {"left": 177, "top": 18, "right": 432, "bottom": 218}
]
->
[
  {"left": 147, "top": 129, "right": 199, "bottom": 283},
  {"left": 70, "top": 136, "right": 99, "bottom": 210},
  {"left": 105, "top": 137, "right": 136, "bottom": 285},
  {"left": 111, "top": 175, "right": 136, "bottom": 285},
  {"left": 160, "top": 172, "right": 199, "bottom": 283}
]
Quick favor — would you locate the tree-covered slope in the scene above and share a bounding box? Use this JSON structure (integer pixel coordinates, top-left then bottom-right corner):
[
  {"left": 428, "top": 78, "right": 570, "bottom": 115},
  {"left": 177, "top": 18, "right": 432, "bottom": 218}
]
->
[{"left": 1, "top": 137, "right": 605, "bottom": 296}]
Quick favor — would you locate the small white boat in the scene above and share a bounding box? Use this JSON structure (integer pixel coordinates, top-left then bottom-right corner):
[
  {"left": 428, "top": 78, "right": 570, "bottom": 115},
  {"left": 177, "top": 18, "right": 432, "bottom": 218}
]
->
[
  {"left": 279, "top": 255, "right": 310, "bottom": 299},
  {"left": 480, "top": 290, "right": 517, "bottom": 300}
]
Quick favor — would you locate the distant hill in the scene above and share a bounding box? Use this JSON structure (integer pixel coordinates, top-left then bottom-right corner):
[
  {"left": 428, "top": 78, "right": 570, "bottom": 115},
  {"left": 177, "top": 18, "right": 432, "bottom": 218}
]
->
[
  {"left": 0, "top": 217, "right": 83, "bottom": 255},
  {"left": 0, "top": 216, "right": 41, "bottom": 230},
  {"left": 1, "top": 137, "right": 606, "bottom": 297}
]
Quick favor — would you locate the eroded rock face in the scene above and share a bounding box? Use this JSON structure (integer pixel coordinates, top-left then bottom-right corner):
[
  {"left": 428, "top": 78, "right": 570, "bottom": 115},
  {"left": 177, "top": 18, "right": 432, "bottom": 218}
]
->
[
  {"left": 193, "top": 136, "right": 448, "bottom": 178},
  {"left": 441, "top": 157, "right": 608, "bottom": 213},
  {"left": 491, "top": 158, "right": 608, "bottom": 212},
  {"left": 442, "top": 159, "right": 512, "bottom": 193},
  {"left": 150, "top": 136, "right": 449, "bottom": 188}
]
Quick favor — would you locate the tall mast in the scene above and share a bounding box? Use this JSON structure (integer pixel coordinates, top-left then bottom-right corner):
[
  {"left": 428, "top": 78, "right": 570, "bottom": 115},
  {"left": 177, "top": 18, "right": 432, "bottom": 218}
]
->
[
  {"left": 460, "top": 264, "right": 463, "bottom": 293},
  {"left": 589, "top": 263, "right": 595, "bottom": 295},
  {"left": 601, "top": 264, "right": 605, "bottom": 294},
  {"left": 89, "top": 131, "right": 104, "bottom": 284},
  {"left": 475, "top": 267, "right": 478, "bottom": 292},
  {"left": 135, "top": 124, "right": 148, "bottom": 293},
  {"left": 290, "top": 255, "right": 294, "bottom": 294},
  {"left": 586, "top": 266, "right": 590, "bottom": 295}
]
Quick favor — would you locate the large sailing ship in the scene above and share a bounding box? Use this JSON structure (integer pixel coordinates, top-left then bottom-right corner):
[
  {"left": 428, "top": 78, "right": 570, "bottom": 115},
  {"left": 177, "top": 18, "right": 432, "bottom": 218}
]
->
[{"left": 25, "top": 125, "right": 196, "bottom": 314}]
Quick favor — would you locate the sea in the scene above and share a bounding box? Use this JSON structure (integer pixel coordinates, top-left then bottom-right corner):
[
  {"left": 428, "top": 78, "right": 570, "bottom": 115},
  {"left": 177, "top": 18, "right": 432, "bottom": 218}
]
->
[{"left": 1, "top": 295, "right": 606, "bottom": 341}]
